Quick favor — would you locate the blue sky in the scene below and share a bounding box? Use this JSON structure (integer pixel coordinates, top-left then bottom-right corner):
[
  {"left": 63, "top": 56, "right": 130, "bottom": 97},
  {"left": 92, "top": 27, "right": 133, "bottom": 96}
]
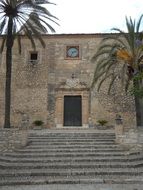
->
[{"left": 48, "top": 0, "right": 143, "bottom": 34}]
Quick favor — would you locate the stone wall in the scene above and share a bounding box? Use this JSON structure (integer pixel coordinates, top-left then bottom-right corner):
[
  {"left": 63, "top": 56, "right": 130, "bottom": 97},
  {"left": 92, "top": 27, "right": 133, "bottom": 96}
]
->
[
  {"left": 0, "top": 129, "right": 28, "bottom": 152},
  {"left": 91, "top": 79, "right": 136, "bottom": 130},
  {"left": 0, "top": 34, "right": 136, "bottom": 130},
  {"left": 115, "top": 126, "right": 143, "bottom": 152}
]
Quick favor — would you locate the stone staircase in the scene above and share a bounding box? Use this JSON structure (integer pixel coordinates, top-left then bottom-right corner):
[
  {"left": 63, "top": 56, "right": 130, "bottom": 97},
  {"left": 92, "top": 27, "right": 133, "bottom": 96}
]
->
[{"left": 0, "top": 129, "right": 143, "bottom": 186}]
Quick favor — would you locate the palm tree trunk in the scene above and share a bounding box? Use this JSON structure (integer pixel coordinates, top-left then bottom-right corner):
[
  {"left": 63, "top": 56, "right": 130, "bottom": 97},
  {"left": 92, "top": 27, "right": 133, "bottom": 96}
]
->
[
  {"left": 134, "top": 96, "right": 143, "bottom": 126},
  {"left": 4, "top": 17, "right": 13, "bottom": 128},
  {"left": 134, "top": 79, "right": 143, "bottom": 127}
]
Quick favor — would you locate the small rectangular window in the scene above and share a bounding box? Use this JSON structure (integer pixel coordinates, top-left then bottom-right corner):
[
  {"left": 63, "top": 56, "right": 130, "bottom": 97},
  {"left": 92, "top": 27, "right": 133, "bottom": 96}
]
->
[{"left": 29, "top": 52, "right": 38, "bottom": 64}]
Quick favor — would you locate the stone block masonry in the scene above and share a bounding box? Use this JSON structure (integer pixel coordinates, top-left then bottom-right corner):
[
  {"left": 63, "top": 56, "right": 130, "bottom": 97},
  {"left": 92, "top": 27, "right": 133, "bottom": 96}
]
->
[
  {"left": 0, "top": 129, "right": 28, "bottom": 152},
  {"left": 0, "top": 34, "right": 136, "bottom": 129}
]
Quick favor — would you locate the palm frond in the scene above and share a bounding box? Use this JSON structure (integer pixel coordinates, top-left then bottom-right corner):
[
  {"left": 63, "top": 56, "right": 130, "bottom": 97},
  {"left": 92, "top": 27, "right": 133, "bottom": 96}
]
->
[
  {"left": 0, "top": 0, "right": 59, "bottom": 54},
  {"left": 97, "top": 73, "right": 114, "bottom": 92},
  {"left": 136, "top": 15, "right": 143, "bottom": 33},
  {"left": 108, "top": 74, "right": 118, "bottom": 94},
  {"left": 91, "top": 15, "right": 143, "bottom": 93},
  {"left": 19, "top": 19, "right": 37, "bottom": 50},
  {"left": 0, "top": 17, "right": 7, "bottom": 35},
  {"left": 25, "top": 18, "right": 45, "bottom": 48},
  {"left": 0, "top": 36, "right": 6, "bottom": 53}
]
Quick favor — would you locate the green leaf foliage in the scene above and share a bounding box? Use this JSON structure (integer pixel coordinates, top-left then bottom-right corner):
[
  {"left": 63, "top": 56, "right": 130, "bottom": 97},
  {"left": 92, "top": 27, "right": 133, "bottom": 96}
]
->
[
  {"left": 0, "top": 0, "right": 59, "bottom": 53},
  {"left": 97, "top": 120, "right": 108, "bottom": 126},
  {"left": 33, "top": 120, "right": 44, "bottom": 126},
  {"left": 91, "top": 15, "right": 143, "bottom": 94}
]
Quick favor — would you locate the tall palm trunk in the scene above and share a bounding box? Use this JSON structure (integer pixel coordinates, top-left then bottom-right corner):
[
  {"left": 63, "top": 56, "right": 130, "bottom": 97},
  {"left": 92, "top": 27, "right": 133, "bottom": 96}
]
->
[
  {"left": 133, "top": 79, "right": 143, "bottom": 127},
  {"left": 4, "top": 17, "right": 14, "bottom": 128},
  {"left": 135, "top": 96, "right": 143, "bottom": 126}
]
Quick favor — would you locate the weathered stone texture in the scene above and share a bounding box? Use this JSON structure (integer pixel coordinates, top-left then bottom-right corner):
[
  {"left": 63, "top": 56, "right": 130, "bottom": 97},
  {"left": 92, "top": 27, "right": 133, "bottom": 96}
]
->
[
  {"left": 91, "top": 79, "right": 136, "bottom": 129},
  {"left": 0, "top": 34, "right": 136, "bottom": 130},
  {"left": 0, "top": 128, "right": 28, "bottom": 152}
]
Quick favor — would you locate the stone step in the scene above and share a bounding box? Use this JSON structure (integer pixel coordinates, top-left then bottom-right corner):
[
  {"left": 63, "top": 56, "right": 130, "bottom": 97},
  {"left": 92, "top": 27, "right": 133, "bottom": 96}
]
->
[
  {"left": 28, "top": 137, "right": 116, "bottom": 141},
  {"left": 14, "top": 145, "right": 129, "bottom": 151},
  {"left": 1, "top": 160, "right": 143, "bottom": 169},
  {"left": 24, "top": 144, "right": 121, "bottom": 149},
  {"left": 0, "top": 168, "right": 142, "bottom": 178},
  {"left": 29, "top": 137, "right": 116, "bottom": 141},
  {"left": 29, "top": 134, "right": 115, "bottom": 137},
  {"left": 0, "top": 175, "right": 143, "bottom": 186},
  {"left": 29, "top": 131, "right": 115, "bottom": 135},
  {"left": 1, "top": 129, "right": 142, "bottom": 186},
  {"left": 29, "top": 142, "right": 115, "bottom": 146},
  {"left": 29, "top": 132, "right": 115, "bottom": 136},
  {"left": 1, "top": 151, "right": 134, "bottom": 158},
  {"left": 28, "top": 135, "right": 116, "bottom": 140},
  {"left": 29, "top": 140, "right": 115, "bottom": 144},
  {"left": 0, "top": 154, "right": 142, "bottom": 163},
  {"left": 22, "top": 146, "right": 125, "bottom": 151},
  {"left": 28, "top": 136, "right": 116, "bottom": 139},
  {"left": 14, "top": 148, "right": 127, "bottom": 153},
  {"left": 29, "top": 131, "right": 115, "bottom": 133}
]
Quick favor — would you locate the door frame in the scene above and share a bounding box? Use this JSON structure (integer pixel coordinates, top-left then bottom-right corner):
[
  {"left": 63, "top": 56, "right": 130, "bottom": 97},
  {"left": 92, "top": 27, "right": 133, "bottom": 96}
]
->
[{"left": 55, "top": 88, "right": 89, "bottom": 128}]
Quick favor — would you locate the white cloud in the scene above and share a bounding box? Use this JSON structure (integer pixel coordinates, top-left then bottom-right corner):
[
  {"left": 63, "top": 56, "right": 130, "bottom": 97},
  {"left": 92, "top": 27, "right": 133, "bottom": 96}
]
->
[{"left": 48, "top": 0, "right": 143, "bottom": 33}]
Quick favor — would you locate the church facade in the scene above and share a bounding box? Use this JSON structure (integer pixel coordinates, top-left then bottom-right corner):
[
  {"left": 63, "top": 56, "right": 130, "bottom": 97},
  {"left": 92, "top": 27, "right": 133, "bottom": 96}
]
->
[{"left": 0, "top": 34, "right": 136, "bottom": 130}]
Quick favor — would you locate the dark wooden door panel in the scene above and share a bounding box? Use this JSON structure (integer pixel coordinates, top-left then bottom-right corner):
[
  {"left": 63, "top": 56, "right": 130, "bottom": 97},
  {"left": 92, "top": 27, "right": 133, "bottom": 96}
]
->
[{"left": 64, "top": 96, "right": 82, "bottom": 126}]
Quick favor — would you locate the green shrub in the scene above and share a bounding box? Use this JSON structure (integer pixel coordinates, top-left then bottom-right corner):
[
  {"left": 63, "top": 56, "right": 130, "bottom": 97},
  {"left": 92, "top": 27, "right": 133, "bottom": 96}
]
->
[
  {"left": 97, "top": 119, "right": 108, "bottom": 126},
  {"left": 33, "top": 120, "right": 44, "bottom": 126}
]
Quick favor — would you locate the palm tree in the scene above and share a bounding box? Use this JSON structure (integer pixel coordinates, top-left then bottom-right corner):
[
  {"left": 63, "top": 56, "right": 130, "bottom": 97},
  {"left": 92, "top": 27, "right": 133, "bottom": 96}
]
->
[
  {"left": 91, "top": 15, "right": 143, "bottom": 126},
  {"left": 0, "top": 0, "right": 58, "bottom": 128}
]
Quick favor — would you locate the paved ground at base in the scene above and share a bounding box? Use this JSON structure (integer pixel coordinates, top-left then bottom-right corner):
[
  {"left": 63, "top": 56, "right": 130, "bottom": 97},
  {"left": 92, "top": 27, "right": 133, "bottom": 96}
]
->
[{"left": 0, "top": 184, "right": 141, "bottom": 190}]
